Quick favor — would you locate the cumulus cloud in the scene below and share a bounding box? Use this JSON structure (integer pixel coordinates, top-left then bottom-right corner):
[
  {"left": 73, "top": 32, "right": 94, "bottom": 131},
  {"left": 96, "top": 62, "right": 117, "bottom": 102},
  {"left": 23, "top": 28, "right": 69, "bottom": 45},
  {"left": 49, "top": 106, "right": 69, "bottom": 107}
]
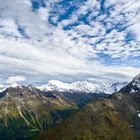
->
[{"left": 0, "top": 0, "right": 139, "bottom": 84}]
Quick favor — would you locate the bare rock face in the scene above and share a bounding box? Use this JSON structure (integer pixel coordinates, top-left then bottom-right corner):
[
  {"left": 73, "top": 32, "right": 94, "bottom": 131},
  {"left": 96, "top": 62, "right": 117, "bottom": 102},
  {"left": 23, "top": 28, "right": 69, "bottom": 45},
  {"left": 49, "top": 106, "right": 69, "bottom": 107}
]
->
[
  {"left": 0, "top": 85, "right": 78, "bottom": 140},
  {"left": 111, "top": 74, "right": 140, "bottom": 139}
]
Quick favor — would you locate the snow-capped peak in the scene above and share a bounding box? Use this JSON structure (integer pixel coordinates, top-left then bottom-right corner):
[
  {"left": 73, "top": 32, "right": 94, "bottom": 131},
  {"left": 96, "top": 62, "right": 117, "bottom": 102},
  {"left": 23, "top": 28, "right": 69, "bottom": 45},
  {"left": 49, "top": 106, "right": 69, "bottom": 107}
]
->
[
  {"left": 71, "top": 81, "right": 99, "bottom": 92},
  {"left": 41, "top": 80, "right": 72, "bottom": 91},
  {"left": 133, "top": 73, "right": 140, "bottom": 81},
  {"left": 38, "top": 80, "right": 99, "bottom": 93},
  {"left": 0, "top": 80, "right": 129, "bottom": 94},
  {"left": 132, "top": 74, "right": 140, "bottom": 84},
  {"left": 0, "top": 83, "right": 22, "bottom": 92},
  {"left": 38, "top": 80, "right": 127, "bottom": 94},
  {"left": 132, "top": 73, "right": 140, "bottom": 88}
]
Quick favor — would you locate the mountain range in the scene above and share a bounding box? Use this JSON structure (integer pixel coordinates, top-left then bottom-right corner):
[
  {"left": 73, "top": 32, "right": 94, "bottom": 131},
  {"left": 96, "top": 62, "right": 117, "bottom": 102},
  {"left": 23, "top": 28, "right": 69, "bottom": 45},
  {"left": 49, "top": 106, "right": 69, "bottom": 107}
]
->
[
  {"left": 36, "top": 74, "right": 140, "bottom": 140},
  {"left": 0, "top": 81, "right": 108, "bottom": 140},
  {"left": 38, "top": 80, "right": 128, "bottom": 94},
  {"left": 0, "top": 80, "right": 128, "bottom": 94},
  {"left": 0, "top": 75, "right": 139, "bottom": 140}
]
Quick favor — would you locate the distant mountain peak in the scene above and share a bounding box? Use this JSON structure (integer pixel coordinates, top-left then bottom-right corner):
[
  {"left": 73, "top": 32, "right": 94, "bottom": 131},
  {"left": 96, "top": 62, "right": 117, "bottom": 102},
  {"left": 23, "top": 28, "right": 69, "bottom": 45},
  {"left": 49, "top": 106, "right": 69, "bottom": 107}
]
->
[
  {"left": 131, "top": 73, "right": 140, "bottom": 89},
  {"left": 118, "top": 73, "right": 140, "bottom": 94},
  {"left": 132, "top": 73, "right": 140, "bottom": 83},
  {"left": 38, "top": 80, "right": 127, "bottom": 94},
  {"left": 0, "top": 80, "right": 129, "bottom": 94}
]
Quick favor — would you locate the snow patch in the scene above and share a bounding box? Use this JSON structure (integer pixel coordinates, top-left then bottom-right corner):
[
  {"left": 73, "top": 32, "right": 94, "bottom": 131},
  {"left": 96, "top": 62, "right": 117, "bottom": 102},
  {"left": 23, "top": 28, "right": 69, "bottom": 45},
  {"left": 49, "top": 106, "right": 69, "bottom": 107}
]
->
[{"left": 130, "top": 89, "right": 136, "bottom": 93}]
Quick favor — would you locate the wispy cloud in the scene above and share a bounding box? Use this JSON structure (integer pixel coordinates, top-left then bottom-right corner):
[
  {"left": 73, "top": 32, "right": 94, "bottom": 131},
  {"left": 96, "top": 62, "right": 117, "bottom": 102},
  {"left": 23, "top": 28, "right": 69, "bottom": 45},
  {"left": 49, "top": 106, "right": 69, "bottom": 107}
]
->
[{"left": 0, "top": 0, "right": 139, "bottom": 84}]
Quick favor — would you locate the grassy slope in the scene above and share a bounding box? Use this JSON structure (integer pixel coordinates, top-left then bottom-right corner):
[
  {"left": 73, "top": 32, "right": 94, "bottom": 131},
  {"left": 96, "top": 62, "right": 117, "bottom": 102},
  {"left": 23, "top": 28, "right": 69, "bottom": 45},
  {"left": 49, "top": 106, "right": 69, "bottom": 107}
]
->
[
  {"left": 0, "top": 90, "right": 78, "bottom": 140},
  {"left": 36, "top": 99, "right": 136, "bottom": 140}
]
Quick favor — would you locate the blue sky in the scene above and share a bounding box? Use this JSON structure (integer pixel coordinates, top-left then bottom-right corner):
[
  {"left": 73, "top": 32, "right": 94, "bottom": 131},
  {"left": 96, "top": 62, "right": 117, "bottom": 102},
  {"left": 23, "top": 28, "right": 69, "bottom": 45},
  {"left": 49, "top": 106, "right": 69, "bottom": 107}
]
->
[{"left": 0, "top": 0, "right": 139, "bottom": 84}]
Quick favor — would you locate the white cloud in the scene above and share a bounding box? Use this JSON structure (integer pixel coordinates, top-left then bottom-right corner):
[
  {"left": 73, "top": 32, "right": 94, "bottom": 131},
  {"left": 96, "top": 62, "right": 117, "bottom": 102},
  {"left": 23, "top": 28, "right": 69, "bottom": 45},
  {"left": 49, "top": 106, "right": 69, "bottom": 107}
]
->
[
  {"left": 0, "top": 0, "right": 139, "bottom": 84},
  {"left": 6, "top": 75, "right": 26, "bottom": 84}
]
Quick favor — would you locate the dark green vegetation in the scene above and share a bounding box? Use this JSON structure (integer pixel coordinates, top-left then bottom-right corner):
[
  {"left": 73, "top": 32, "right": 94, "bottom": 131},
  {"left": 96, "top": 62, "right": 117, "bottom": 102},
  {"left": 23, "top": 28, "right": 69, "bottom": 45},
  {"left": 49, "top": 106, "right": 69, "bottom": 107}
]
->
[
  {"left": 36, "top": 76, "right": 140, "bottom": 140},
  {"left": 37, "top": 99, "right": 135, "bottom": 140},
  {"left": 0, "top": 85, "right": 107, "bottom": 140}
]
